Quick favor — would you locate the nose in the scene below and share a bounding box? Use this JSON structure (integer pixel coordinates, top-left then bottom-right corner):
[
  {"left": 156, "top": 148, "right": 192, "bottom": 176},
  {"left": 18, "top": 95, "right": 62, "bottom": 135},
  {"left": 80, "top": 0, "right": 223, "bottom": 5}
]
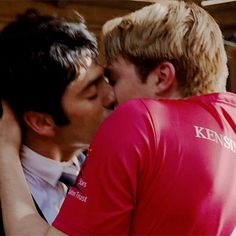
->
[{"left": 97, "top": 79, "right": 116, "bottom": 110}]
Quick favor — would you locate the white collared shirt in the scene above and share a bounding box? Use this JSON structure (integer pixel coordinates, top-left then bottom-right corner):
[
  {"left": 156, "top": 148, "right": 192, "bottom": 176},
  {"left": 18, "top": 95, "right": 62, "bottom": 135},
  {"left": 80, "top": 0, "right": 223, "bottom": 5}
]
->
[{"left": 21, "top": 145, "right": 80, "bottom": 224}]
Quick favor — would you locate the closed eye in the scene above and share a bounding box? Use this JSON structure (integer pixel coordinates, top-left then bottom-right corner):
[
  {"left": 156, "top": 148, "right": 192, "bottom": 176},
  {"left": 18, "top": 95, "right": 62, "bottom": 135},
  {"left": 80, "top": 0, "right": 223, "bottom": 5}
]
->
[{"left": 88, "top": 94, "right": 98, "bottom": 100}]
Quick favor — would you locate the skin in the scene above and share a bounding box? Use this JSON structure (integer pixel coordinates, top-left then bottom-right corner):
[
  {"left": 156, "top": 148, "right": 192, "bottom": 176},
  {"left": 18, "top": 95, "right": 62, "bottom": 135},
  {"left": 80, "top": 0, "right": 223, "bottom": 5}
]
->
[
  {"left": 23, "top": 58, "right": 115, "bottom": 162},
  {"left": 53, "top": 58, "right": 114, "bottom": 161},
  {"left": 105, "top": 56, "right": 157, "bottom": 104},
  {"left": 0, "top": 58, "right": 116, "bottom": 236},
  {"left": 0, "top": 55, "right": 180, "bottom": 235},
  {"left": 106, "top": 56, "right": 181, "bottom": 105}
]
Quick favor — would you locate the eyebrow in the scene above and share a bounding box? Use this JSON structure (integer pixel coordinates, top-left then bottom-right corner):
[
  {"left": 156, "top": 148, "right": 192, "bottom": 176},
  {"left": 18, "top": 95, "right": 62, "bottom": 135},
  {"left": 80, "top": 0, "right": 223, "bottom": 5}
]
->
[{"left": 80, "top": 75, "right": 104, "bottom": 93}]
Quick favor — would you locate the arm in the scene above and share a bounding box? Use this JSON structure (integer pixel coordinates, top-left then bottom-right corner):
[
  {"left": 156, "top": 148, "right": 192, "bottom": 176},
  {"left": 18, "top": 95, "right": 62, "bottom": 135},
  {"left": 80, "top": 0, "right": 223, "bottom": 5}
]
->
[{"left": 0, "top": 102, "right": 65, "bottom": 236}]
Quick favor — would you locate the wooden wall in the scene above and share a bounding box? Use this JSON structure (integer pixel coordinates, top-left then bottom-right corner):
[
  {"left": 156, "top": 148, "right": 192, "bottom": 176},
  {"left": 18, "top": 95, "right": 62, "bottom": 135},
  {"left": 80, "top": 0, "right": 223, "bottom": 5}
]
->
[
  {"left": 0, "top": 0, "right": 235, "bottom": 93},
  {"left": 0, "top": 1, "right": 152, "bottom": 37}
]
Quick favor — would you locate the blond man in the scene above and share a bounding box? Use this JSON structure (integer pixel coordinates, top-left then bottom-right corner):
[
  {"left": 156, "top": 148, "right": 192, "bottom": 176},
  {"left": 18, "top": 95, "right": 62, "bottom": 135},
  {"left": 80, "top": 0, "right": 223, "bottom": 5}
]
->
[{"left": 1, "top": 1, "right": 236, "bottom": 235}]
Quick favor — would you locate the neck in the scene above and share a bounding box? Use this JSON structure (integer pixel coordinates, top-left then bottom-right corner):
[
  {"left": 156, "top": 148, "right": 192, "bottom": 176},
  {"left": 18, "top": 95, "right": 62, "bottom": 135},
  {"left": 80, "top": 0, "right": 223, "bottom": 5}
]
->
[
  {"left": 166, "top": 89, "right": 183, "bottom": 99},
  {"left": 157, "top": 88, "right": 183, "bottom": 100},
  {"left": 156, "top": 79, "right": 183, "bottom": 100},
  {"left": 24, "top": 133, "right": 77, "bottom": 162}
]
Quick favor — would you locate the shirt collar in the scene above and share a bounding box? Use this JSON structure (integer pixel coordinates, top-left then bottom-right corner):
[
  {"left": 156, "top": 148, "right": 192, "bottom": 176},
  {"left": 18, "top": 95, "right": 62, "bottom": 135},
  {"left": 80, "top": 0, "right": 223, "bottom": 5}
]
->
[{"left": 21, "top": 145, "right": 79, "bottom": 187}]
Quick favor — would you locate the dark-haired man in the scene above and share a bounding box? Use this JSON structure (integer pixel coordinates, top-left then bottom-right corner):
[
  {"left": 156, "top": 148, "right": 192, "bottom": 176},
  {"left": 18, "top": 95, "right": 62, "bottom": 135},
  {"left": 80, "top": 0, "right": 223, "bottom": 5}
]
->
[{"left": 0, "top": 9, "right": 114, "bottom": 230}]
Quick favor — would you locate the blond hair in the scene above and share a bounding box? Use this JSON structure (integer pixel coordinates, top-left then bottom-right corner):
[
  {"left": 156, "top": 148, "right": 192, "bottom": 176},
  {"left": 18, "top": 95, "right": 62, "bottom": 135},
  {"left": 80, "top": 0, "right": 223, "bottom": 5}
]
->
[{"left": 102, "top": 0, "right": 228, "bottom": 97}]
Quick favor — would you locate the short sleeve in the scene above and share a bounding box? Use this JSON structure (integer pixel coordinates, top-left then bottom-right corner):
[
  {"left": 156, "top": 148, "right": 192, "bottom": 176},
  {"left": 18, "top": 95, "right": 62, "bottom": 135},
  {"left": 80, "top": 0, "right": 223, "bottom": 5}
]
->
[{"left": 53, "top": 99, "right": 157, "bottom": 235}]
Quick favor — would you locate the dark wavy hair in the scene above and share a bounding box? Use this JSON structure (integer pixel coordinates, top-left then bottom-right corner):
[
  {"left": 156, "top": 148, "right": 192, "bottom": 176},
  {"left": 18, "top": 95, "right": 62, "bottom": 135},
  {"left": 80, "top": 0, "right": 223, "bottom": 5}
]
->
[{"left": 0, "top": 9, "right": 98, "bottom": 125}]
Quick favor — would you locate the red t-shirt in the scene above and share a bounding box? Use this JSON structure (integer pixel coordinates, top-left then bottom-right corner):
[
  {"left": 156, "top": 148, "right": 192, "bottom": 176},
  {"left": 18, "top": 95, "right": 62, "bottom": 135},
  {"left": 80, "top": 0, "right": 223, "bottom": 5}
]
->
[{"left": 53, "top": 93, "right": 236, "bottom": 235}]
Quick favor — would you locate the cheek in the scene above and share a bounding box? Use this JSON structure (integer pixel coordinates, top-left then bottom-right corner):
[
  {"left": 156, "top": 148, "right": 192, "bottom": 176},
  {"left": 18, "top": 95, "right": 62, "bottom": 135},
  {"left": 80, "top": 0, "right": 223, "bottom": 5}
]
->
[
  {"left": 81, "top": 105, "right": 106, "bottom": 141},
  {"left": 114, "top": 82, "right": 128, "bottom": 103},
  {"left": 79, "top": 100, "right": 106, "bottom": 127},
  {"left": 68, "top": 103, "right": 105, "bottom": 143},
  {"left": 115, "top": 82, "right": 136, "bottom": 104},
  {"left": 98, "top": 82, "right": 115, "bottom": 108}
]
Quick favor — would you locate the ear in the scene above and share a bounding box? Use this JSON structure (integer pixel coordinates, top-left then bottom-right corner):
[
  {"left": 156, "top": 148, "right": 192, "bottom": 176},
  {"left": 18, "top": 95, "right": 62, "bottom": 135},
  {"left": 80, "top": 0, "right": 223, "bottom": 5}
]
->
[
  {"left": 23, "top": 111, "right": 56, "bottom": 137},
  {"left": 147, "top": 62, "right": 176, "bottom": 97}
]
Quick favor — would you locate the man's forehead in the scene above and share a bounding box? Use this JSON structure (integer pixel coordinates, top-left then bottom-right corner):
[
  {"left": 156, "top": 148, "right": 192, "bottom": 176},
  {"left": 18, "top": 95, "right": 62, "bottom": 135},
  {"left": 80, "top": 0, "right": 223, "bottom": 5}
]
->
[
  {"left": 65, "top": 58, "right": 103, "bottom": 93},
  {"left": 76, "top": 59, "right": 104, "bottom": 89},
  {"left": 78, "top": 57, "right": 103, "bottom": 78},
  {"left": 78, "top": 56, "right": 93, "bottom": 80}
]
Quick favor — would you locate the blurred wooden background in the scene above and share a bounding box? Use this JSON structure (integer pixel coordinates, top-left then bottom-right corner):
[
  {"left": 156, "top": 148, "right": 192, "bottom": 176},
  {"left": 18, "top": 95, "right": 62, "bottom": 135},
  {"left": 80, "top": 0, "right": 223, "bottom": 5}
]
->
[{"left": 0, "top": 0, "right": 235, "bottom": 93}]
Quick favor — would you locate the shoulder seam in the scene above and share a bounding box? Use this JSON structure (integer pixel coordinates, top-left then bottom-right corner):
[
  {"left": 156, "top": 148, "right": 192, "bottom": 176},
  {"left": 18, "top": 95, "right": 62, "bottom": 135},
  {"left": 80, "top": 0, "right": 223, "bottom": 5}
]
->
[{"left": 138, "top": 99, "right": 158, "bottom": 154}]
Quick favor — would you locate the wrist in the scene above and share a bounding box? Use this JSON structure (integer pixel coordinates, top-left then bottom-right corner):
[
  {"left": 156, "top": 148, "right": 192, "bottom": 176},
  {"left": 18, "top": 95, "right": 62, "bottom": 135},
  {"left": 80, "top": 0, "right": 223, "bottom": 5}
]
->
[{"left": 0, "top": 146, "right": 20, "bottom": 161}]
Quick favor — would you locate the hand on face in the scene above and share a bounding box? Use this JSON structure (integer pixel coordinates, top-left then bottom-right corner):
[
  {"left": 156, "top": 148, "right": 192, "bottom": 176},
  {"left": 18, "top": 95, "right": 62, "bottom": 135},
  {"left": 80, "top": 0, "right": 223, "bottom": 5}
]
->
[{"left": 0, "top": 101, "right": 21, "bottom": 154}]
